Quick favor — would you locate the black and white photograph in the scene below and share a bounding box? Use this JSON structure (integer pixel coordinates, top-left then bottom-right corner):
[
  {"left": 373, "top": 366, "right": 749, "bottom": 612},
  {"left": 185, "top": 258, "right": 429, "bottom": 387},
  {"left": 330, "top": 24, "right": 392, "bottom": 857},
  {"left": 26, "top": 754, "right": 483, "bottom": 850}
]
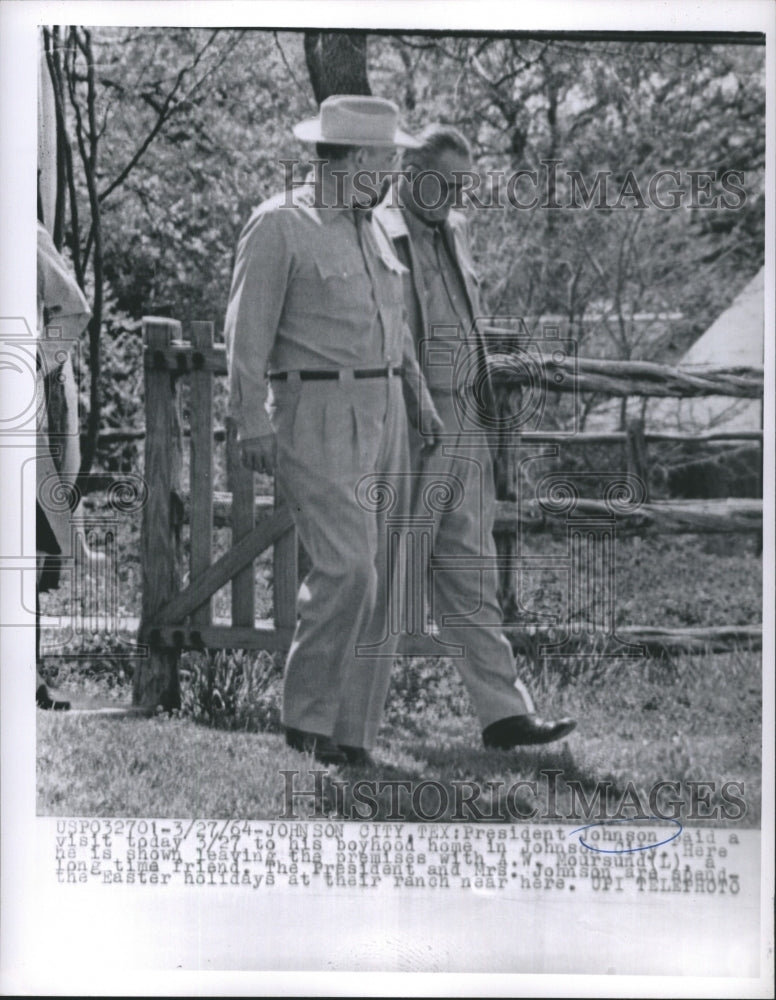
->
[{"left": 1, "top": 0, "right": 773, "bottom": 994}]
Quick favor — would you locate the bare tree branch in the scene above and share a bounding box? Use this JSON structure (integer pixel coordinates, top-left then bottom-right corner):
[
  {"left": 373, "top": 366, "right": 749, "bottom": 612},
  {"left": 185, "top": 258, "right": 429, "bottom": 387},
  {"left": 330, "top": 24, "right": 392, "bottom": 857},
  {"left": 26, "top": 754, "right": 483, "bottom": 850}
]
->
[
  {"left": 98, "top": 30, "right": 220, "bottom": 203},
  {"left": 273, "top": 31, "right": 316, "bottom": 108}
]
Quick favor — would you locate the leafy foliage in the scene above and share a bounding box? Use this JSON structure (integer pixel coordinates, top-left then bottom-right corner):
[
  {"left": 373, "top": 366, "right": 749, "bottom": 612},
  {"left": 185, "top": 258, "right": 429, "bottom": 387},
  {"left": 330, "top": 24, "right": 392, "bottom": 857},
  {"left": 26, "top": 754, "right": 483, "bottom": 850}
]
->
[{"left": 44, "top": 28, "right": 764, "bottom": 472}]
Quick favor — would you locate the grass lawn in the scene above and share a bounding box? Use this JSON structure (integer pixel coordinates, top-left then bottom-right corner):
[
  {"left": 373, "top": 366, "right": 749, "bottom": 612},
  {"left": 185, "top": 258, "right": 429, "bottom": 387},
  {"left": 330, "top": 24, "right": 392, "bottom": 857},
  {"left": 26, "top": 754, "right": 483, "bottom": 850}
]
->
[
  {"left": 36, "top": 500, "right": 763, "bottom": 822},
  {"left": 38, "top": 646, "right": 761, "bottom": 823}
]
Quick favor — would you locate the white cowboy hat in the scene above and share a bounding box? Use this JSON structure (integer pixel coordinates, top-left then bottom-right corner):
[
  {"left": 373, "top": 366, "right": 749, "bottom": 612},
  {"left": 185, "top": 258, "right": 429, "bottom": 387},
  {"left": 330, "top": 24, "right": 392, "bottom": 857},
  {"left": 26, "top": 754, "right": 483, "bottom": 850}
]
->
[{"left": 293, "top": 94, "right": 419, "bottom": 148}]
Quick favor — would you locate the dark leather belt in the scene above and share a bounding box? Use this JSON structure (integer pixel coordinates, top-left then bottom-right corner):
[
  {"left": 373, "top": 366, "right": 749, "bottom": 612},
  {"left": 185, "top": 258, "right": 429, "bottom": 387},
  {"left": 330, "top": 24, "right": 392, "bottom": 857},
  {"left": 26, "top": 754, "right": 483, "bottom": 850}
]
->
[{"left": 269, "top": 366, "right": 403, "bottom": 382}]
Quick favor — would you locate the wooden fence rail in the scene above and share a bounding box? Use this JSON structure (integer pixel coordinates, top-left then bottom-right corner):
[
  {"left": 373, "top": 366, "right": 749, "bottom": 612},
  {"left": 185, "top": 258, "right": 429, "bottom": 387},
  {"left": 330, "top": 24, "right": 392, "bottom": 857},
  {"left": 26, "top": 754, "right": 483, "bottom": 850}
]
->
[
  {"left": 96, "top": 425, "right": 763, "bottom": 448},
  {"left": 141, "top": 337, "right": 765, "bottom": 397},
  {"left": 190, "top": 490, "right": 763, "bottom": 536},
  {"left": 43, "top": 617, "right": 763, "bottom": 658},
  {"left": 487, "top": 352, "right": 763, "bottom": 398},
  {"left": 134, "top": 319, "right": 764, "bottom": 710}
]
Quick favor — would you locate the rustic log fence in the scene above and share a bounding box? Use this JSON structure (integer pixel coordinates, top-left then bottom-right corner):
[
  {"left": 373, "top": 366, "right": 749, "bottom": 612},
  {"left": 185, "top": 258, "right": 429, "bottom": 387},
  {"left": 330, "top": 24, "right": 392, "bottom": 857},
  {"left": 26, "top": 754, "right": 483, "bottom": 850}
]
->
[
  {"left": 95, "top": 425, "right": 763, "bottom": 449},
  {"left": 133, "top": 317, "right": 763, "bottom": 709},
  {"left": 486, "top": 351, "right": 763, "bottom": 398}
]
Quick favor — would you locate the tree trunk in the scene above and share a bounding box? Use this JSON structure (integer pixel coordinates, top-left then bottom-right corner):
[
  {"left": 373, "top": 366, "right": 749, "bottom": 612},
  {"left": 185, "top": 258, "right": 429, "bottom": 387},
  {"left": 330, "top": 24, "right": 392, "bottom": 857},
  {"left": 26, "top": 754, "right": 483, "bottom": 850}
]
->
[
  {"left": 43, "top": 27, "right": 76, "bottom": 257},
  {"left": 65, "top": 27, "right": 103, "bottom": 481},
  {"left": 303, "top": 31, "right": 371, "bottom": 102}
]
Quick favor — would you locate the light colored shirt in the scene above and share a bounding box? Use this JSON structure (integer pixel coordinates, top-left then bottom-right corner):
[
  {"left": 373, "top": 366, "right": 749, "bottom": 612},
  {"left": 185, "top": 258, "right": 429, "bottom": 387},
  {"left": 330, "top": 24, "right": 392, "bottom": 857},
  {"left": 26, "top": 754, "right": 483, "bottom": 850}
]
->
[{"left": 225, "top": 183, "right": 427, "bottom": 440}]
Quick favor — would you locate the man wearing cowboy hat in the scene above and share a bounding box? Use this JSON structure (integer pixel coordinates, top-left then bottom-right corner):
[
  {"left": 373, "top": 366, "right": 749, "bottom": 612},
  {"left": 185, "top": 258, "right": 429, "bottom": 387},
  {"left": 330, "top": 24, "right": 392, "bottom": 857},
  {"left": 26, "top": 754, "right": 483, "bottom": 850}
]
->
[
  {"left": 225, "top": 95, "right": 443, "bottom": 765},
  {"left": 375, "top": 123, "right": 577, "bottom": 748}
]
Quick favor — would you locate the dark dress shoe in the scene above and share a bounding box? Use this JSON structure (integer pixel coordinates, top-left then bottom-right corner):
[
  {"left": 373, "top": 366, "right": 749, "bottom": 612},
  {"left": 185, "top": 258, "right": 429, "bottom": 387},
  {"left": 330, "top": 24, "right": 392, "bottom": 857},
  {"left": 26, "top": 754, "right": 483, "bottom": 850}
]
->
[
  {"left": 36, "top": 683, "right": 71, "bottom": 711},
  {"left": 482, "top": 713, "right": 577, "bottom": 748},
  {"left": 340, "top": 745, "right": 374, "bottom": 767},
  {"left": 285, "top": 727, "right": 347, "bottom": 765}
]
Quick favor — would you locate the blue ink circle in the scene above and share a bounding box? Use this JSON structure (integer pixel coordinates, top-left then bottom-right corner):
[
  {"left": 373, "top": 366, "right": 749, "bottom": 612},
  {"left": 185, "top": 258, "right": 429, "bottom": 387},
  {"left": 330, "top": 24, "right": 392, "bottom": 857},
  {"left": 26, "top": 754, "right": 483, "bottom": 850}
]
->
[{"left": 569, "top": 817, "right": 682, "bottom": 854}]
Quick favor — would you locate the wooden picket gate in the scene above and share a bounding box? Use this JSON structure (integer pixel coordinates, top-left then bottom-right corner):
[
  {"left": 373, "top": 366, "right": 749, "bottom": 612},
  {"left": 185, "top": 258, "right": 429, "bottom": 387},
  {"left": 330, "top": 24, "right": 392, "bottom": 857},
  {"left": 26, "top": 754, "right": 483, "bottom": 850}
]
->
[
  {"left": 133, "top": 317, "right": 763, "bottom": 710},
  {"left": 135, "top": 317, "right": 298, "bottom": 709}
]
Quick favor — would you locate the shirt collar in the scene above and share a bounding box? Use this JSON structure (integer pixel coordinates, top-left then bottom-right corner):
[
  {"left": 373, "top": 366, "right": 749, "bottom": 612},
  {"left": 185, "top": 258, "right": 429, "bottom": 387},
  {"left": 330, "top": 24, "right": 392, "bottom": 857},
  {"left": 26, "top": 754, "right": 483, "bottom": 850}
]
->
[
  {"left": 404, "top": 207, "right": 457, "bottom": 264},
  {"left": 291, "top": 180, "right": 357, "bottom": 226},
  {"left": 403, "top": 204, "right": 440, "bottom": 244}
]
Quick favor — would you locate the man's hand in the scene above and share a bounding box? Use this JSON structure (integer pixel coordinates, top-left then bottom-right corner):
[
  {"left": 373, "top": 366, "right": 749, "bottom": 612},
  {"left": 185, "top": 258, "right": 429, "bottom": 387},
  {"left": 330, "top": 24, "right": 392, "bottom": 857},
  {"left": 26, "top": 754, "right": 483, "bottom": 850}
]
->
[
  {"left": 240, "top": 433, "right": 277, "bottom": 474},
  {"left": 421, "top": 406, "right": 445, "bottom": 454}
]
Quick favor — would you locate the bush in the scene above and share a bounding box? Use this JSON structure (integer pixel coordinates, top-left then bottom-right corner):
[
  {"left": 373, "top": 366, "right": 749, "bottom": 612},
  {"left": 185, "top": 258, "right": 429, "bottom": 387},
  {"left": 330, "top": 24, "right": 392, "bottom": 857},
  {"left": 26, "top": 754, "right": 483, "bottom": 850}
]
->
[
  {"left": 383, "top": 656, "right": 473, "bottom": 730},
  {"left": 179, "top": 649, "right": 284, "bottom": 732}
]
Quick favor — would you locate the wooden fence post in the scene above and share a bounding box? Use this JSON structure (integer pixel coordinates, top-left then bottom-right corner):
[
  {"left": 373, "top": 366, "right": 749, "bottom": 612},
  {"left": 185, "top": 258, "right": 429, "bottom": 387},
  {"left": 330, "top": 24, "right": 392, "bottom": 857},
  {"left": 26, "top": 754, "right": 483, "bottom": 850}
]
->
[
  {"left": 189, "top": 321, "right": 214, "bottom": 624},
  {"left": 757, "top": 398, "right": 763, "bottom": 555},
  {"left": 135, "top": 318, "right": 183, "bottom": 710},
  {"left": 626, "top": 417, "right": 651, "bottom": 503},
  {"left": 226, "top": 419, "right": 255, "bottom": 626},
  {"left": 492, "top": 380, "right": 521, "bottom": 617}
]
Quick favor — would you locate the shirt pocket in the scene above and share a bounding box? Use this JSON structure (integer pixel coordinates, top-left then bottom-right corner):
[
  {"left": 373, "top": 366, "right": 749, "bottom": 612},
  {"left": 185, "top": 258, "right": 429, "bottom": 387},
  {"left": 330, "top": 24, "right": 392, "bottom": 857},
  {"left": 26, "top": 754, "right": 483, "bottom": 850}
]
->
[{"left": 312, "top": 257, "right": 373, "bottom": 314}]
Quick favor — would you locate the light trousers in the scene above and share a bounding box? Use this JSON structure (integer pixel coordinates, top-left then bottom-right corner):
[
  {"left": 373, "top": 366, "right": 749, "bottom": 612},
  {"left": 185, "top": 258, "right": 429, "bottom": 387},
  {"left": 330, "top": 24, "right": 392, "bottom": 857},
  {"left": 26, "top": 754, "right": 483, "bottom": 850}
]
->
[
  {"left": 408, "top": 392, "right": 534, "bottom": 728},
  {"left": 269, "top": 376, "right": 409, "bottom": 749}
]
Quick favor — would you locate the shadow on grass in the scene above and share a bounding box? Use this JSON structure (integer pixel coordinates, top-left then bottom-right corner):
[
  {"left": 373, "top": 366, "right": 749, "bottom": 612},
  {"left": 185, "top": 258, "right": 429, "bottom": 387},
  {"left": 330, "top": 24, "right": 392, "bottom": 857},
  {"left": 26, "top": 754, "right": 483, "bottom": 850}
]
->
[{"left": 303, "top": 737, "right": 610, "bottom": 823}]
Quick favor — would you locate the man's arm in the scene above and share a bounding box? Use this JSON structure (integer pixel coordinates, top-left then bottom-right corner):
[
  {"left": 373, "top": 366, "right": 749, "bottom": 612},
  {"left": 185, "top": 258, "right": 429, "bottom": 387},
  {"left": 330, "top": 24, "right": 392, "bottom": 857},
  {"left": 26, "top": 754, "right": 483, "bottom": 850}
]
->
[
  {"left": 224, "top": 207, "right": 291, "bottom": 471},
  {"left": 375, "top": 214, "right": 443, "bottom": 451},
  {"left": 400, "top": 321, "right": 444, "bottom": 452}
]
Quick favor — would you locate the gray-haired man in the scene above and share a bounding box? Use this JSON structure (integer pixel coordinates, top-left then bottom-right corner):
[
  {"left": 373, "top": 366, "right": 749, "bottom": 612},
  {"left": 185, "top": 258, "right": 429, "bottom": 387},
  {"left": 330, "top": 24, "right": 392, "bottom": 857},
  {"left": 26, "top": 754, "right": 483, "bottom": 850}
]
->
[{"left": 375, "top": 123, "right": 576, "bottom": 747}]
